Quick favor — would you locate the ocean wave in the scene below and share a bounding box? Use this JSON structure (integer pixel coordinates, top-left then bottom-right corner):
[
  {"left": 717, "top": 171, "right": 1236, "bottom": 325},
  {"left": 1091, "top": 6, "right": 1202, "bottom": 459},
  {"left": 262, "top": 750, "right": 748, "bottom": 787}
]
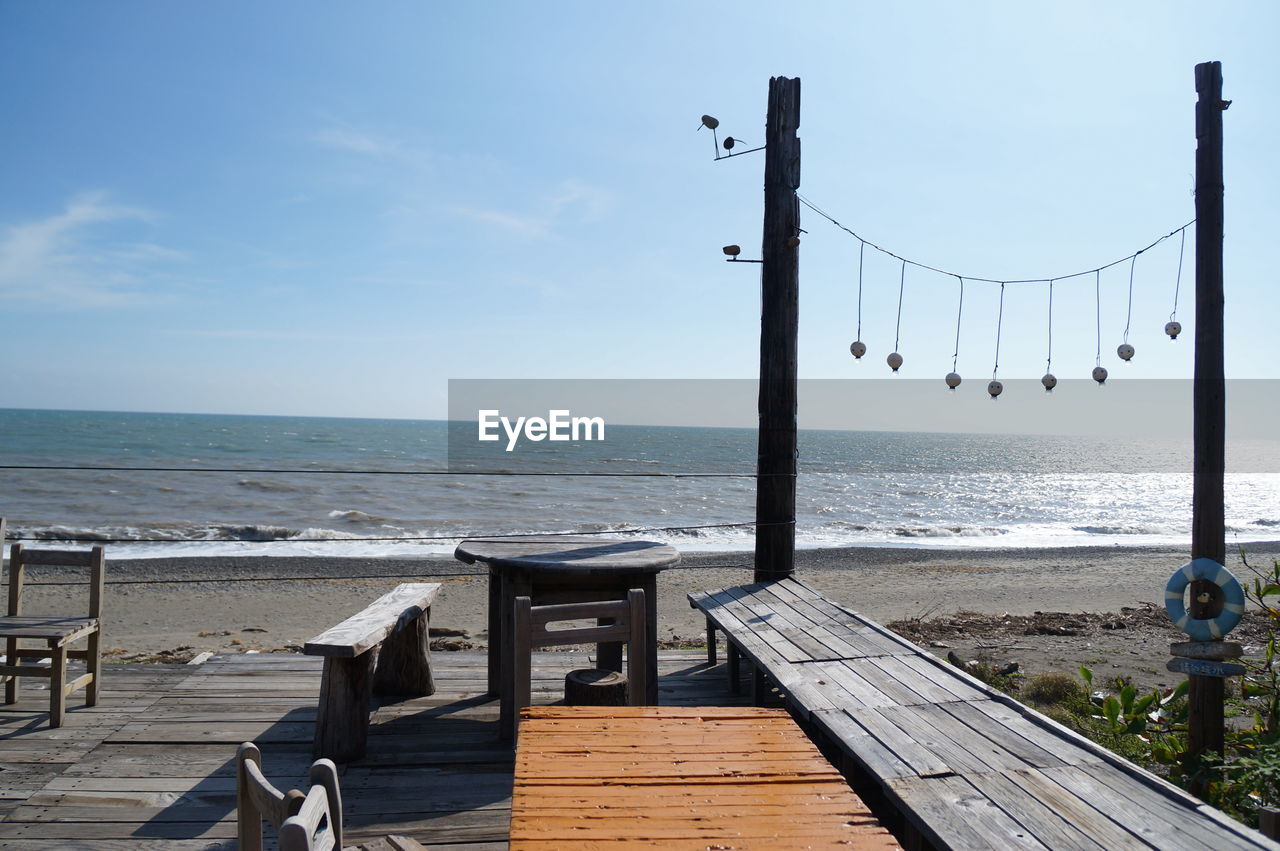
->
[
  {"left": 25, "top": 526, "right": 117, "bottom": 542},
  {"left": 214, "top": 524, "right": 304, "bottom": 542},
  {"left": 327, "top": 509, "right": 389, "bottom": 523},
  {"left": 891, "top": 526, "right": 1008, "bottom": 538},
  {"left": 1252, "top": 519, "right": 1280, "bottom": 527},
  {"left": 237, "top": 479, "right": 296, "bottom": 492},
  {"left": 1071, "top": 524, "right": 1180, "bottom": 537}
]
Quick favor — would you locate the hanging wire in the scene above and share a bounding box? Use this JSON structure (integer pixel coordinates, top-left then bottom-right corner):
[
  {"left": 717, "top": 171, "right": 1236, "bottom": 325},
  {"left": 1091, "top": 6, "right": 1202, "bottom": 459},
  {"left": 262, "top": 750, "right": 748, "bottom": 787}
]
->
[
  {"left": 795, "top": 192, "right": 1193, "bottom": 287},
  {"left": 992, "top": 283, "right": 1006, "bottom": 379},
  {"left": 1171, "top": 226, "right": 1186, "bottom": 321},
  {"left": 894, "top": 259, "right": 906, "bottom": 351},
  {"left": 1046, "top": 280, "right": 1054, "bottom": 372},
  {"left": 856, "top": 240, "right": 865, "bottom": 340},
  {"left": 951, "top": 276, "right": 964, "bottom": 372},
  {"left": 1123, "top": 254, "right": 1137, "bottom": 344},
  {"left": 1095, "top": 270, "right": 1103, "bottom": 367}
]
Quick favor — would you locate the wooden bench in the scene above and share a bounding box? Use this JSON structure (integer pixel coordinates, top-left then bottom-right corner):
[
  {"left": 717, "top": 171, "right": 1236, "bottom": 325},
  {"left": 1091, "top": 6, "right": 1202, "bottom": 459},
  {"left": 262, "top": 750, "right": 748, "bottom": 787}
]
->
[
  {"left": 304, "top": 583, "right": 441, "bottom": 762},
  {"left": 691, "top": 577, "right": 1279, "bottom": 851}
]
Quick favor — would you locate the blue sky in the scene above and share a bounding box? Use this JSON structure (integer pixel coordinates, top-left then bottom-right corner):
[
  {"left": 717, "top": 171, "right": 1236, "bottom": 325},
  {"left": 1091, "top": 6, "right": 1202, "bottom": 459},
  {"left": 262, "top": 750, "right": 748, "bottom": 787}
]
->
[{"left": 1, "top": 1, "right": 1276, "bottom": 419}]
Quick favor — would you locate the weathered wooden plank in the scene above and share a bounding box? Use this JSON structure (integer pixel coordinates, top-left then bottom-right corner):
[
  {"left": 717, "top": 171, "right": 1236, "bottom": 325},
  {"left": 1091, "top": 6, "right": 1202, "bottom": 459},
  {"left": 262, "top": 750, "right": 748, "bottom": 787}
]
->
[
  {"left": 305, "top": 583, "right": 441, "bottom": 658},
  {"left": 965, "top": 700, "right": 1105, "bottom": 768},
  {"left": 11, "top": 548, "right": 101, "bottom": 567},
  {"left": 753, "top": 582, "right": 899, "bottom": 659},
  {"left": 804, "top": 659, "right": 897, "bottom": 709},
  {"left": 882, "top": 702, "right": 1020, "bottom": 775},
  {"left": 808, "top": 707, "right": 915, "bottom": 781},
  {"left": 887, "top": 774, "right": 1051, "bottom": 850},
  {"left": 722, "top": 585, "right": 857, "bottom": 662},
  {"left": 998, "top": 768, "right": 1156, "bottom": 851},
  {"left": 691, "top": 588, "right": 813, "bottom": 664},
  {"left": 455, "top": 537, "right": 679, "bottom": 572},
  {"left": 937, "top": 700, "right": 1070, "bottom": 770},
  {"left": 1041, "top": 765, "right": 1226, "bottom": 851},
  {"left": 961, "top": 770, "right": 1110, "bottom": 850}
]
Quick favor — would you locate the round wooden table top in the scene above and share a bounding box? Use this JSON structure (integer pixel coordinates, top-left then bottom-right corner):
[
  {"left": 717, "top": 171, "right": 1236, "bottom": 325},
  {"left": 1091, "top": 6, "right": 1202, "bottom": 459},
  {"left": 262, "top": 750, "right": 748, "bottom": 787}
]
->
[{"left": 454, "top": 536, "right": 680, "bottom": 574}]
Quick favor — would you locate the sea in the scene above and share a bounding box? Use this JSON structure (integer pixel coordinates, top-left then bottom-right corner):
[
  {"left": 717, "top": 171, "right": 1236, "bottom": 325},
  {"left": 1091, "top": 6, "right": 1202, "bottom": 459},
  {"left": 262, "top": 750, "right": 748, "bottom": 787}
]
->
[{"left": 2, "top": 408, "right": 1278, "bottom": 560}]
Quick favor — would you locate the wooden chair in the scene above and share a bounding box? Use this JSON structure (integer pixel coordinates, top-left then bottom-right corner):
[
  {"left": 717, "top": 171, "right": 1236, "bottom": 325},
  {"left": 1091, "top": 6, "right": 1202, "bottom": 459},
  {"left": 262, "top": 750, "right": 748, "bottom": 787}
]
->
[
  {"left": 237, "top": 741, "right": 343, "bottom": 851},
  {"left": 504, "top": 588, "right": 647, "bottom": 741},
  {"left": 0, "top": 539, "right": 105, "bottom": 727},
  {"left": 237, "top": 742, "right": 427, "bottom": 851}
]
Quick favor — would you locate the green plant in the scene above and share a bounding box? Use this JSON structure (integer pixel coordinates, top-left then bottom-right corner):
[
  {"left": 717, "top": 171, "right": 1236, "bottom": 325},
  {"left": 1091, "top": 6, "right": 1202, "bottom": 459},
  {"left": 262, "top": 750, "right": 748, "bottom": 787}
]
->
[
  {"left": 1065, "top": 558, "right": 1280, "bottom": 828},
  {"left": 1076, "top": 665, "right": 1189, "bottom": 766},
  {"left": 1021, "top": 672, "right": 1085, "bottom": 707}
]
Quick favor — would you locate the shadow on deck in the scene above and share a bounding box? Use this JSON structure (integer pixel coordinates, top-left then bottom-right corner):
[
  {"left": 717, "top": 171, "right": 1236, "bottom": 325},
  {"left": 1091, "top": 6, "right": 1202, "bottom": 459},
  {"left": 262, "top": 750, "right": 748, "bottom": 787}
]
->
[{"left": 0, "top": 650, "right": 748, "bottom": 849}]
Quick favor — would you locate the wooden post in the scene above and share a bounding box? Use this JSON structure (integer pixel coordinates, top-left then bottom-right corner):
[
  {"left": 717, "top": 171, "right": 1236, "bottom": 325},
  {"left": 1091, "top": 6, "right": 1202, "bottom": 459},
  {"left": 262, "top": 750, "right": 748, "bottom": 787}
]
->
[
  {"left": 1188, "top": 60, "right": 1228, "bottom": 771},
  {"left": 313, "top": 653, "right": 376, "bottom": 762},
  {"left": 755, "top": 75, "right": 801, "bottom": 582},
  {"left": 372, "top": 611, "right": 436, "bottom": 697}
]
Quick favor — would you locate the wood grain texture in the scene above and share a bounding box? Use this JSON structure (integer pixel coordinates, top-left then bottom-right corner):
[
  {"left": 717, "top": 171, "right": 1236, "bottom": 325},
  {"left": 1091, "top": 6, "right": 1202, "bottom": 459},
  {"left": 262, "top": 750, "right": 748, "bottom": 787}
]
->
[
  {"left": 1190, "top": 58, "right": 1228, "bottom": 768},
  {"left": 304, "top": 583, "right": 441, "bottom": 658},
  {"left": 0, "top": 545, "right": 105, "bottom": 728},
  {"left": 510, "top": 706, "right": 897, "bottom": 849},
  {"left": 471, "top": 541, "right": 669, "bottom": 712},
  {"left": 455, "top": 537, "right": 679, "bottom": 573},
  {"left": 0, "top": 649, "right": 752, "bottom": 848},
  {"left": 563, "top": 669, "right": 626, "bottom": 706},
  {"left": 755, "top": 75, "right": 802, "bottom": 582},
  {"left": 313, "top": 653, "right": 375, "bottom": 762},
  {"left": 371, "top": 609, "right": 435, "bottom": 697},
  {"left": 690, "top": 576, "right": 1278, "bottom": 850}
]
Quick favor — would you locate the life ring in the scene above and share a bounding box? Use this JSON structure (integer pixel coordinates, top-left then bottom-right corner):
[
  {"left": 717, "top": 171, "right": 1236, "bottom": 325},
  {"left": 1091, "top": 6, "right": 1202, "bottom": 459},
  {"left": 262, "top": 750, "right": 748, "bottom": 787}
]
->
[{"left": 1164, "top": 558, "right": 1245, "bottom": 641}]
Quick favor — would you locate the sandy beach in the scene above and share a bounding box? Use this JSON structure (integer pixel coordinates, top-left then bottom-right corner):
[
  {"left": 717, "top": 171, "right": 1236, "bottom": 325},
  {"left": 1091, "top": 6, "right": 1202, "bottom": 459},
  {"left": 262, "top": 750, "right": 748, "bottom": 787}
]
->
[{"left": 11, "top": 541, "right": 1279, "bottom": 692}]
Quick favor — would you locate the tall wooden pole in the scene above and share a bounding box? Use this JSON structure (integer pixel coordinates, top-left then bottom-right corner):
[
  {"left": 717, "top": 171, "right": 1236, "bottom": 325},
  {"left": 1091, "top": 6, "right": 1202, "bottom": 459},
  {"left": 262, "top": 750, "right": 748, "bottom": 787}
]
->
[
  {"left": 755, "top": 76, "right": 801, "bottom": 581},
  {"left": 1188, "top": 60, "right": 1228, "bottom": 765}
]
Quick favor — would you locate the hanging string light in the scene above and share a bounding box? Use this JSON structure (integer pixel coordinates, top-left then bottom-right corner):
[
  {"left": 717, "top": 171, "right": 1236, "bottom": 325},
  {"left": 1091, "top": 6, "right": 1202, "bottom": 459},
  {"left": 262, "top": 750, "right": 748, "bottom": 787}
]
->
[
  {"left": 796, "top": 190, "right": 1193, "bottom": 389},
  {"left": 946, "top": 276, "right": 963, "bottom": 389},
  {"left": 1042, "top": 280, "right": 1057, "bottom": 391},
  {"left": 988, "top": 284, "right": 1005, "bottom": 399},
  {"left": 799, "top": 192, "right": 1191, "bottom": 287},
  {"left": 849, "top": 241, "right": 867, "bottom": 358},
  {"left": 887, "top": 259, "right": 905, "bottom": 372},
  {"left": 1093, "top": 270, "right": 1108, "bottom": 385},
  {"left": 1118, "top": 254, "right": 1137, "bottom": 362},
  {"left": 1167, "top": 227, "right": 1186, "bottom": 340}
]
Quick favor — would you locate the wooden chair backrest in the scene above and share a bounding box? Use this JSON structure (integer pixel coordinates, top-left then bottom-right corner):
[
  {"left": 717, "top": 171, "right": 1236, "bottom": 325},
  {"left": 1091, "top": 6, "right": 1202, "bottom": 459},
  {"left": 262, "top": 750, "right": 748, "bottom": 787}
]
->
[
  {"left": 7, "top": 542, "right": 106, "bottom": 619},
  {"left": 280, "top": 783, "right": 340, "bottom": 851},
  {"left": 513, "top": 588, "right": 647, "bottom": 716},
  {"left": 237, "top": 742, "right": 343, "bottom": 851}
]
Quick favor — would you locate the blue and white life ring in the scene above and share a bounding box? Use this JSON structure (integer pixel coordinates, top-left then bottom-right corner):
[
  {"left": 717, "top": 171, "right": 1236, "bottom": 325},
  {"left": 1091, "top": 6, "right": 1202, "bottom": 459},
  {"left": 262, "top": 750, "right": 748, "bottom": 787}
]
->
[{"left": 1164, "top": 558, "right": 1245, "bottom": 641}]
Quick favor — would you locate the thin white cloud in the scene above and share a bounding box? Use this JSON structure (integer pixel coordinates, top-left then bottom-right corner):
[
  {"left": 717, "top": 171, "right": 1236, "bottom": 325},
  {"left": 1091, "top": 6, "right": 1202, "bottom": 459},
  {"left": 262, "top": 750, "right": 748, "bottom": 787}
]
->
[
  {"left": 454, "top": 207, "right": 551, "bottom": 238},
  {"left": 0, "top": 193, "right": 177, "bottom": 308},
  {"left": 312, "top": 127, "right": 401, "bottom": 157},
  {"left": 549, "top": 178, "right": 614, "bottom": 222},
  {"left": 454, "top": 179, "right": 615, "bottom": 241},
  {"left": 158, "top": 328, "right": 418, "bottom": 343}
]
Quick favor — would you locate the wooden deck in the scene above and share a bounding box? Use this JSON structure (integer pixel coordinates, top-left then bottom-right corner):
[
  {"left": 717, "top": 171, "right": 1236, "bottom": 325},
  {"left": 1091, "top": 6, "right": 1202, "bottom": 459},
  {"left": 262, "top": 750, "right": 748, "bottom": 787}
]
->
[{"left": 0, "top": 650, "right": 748, "bottom": 849}]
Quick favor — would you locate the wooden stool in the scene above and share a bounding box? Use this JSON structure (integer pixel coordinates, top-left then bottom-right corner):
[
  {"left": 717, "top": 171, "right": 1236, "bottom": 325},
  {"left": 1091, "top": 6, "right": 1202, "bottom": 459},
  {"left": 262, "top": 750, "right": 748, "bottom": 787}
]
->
[{"left": 564, "top": 668, "right": 627, "bottom": 705}]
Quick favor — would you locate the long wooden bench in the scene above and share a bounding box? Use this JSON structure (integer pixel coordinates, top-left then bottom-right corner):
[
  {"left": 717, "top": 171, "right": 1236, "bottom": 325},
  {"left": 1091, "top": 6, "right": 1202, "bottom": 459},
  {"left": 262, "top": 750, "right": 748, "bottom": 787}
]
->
[
  {"left": 305, "top": 582, "right": 441, "bottom": 762},
  {"left": 691, "top": 576, "right": 1279, "bottom": 851}
]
